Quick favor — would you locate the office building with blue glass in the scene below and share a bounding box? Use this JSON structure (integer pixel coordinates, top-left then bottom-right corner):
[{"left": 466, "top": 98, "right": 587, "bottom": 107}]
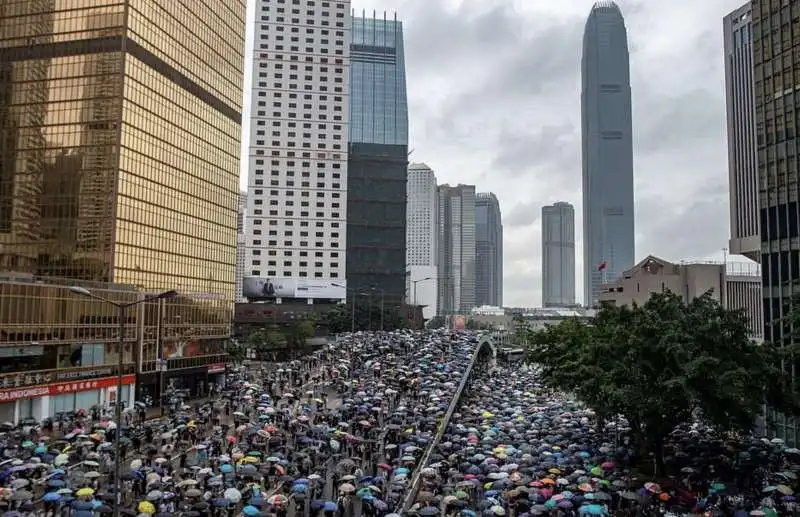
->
[
  {"left": 346, "top": 11, "right": 409, "bottom": 303},
  {"left": 581, "top": 1, "right": 635, "bottom": 306}
]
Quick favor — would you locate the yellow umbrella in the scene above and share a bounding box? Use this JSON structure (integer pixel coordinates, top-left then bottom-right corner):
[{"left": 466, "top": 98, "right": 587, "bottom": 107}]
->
[
  {"left": 482, "top": 411, "right": 494, "bottom": 418},
  {"left": 138, "top": 501, "right": 156, "bottom": 515},
  {"left": 75, "top": 488, "right": 94, "bottom": 497}
]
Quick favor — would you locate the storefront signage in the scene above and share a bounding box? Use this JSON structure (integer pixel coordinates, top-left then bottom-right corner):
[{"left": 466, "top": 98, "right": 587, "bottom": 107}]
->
[
  {"left": 0, "top": 365, "right": 133, "bottom": 390},
  {"left": 0, "top": 375, "right": 136, "bottom": 403},
  {"left": 207, "top": 363, "right": 226, "bottom": 374},
  {"left": 56, "top": 368, "right": 113, "bottom": 381}
]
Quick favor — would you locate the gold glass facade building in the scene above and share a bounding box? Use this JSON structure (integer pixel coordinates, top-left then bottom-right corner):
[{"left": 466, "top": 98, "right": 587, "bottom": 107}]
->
[{"left": 0, "top": 0, "right": 244, "bottom": 398}]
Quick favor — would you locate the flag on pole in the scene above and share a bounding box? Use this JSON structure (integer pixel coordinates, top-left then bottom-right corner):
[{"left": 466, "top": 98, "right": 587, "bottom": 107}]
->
[{"left": 598, "top": 261, "right": 607, "bottom": 272}]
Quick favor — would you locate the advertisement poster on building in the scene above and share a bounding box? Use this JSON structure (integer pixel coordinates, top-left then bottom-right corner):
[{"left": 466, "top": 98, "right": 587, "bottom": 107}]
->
[
  {"left": 163, "top": 340, "right": 202, "bottom": 359},
  {"left": 453, "top": 316, "right": 466, "bottom": 330},
  {"left": 242, "top": 277, "right": 346, "bottom": 299}
]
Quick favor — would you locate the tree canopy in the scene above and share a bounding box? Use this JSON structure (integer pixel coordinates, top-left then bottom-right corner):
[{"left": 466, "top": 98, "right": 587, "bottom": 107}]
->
[{"left": 520, "top": 290, "right": 800, "bottom": 475}]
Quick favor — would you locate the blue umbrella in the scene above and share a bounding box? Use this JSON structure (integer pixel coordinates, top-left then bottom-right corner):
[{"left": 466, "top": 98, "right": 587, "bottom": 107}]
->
[
  {"left": 220, "top": 464, "right": 234, "bottom": 474},
  {"left": 48, "top": 480, "right": 65, "bottom": 488},
  {"left": 324, "top": 501, "right": 338, "bottom": 511},
  {"left": 42, "top": 493, "right": 61, "bottom": 503},
  {"left": 242, "top": 506, "right": 261, "bottom": 516}
]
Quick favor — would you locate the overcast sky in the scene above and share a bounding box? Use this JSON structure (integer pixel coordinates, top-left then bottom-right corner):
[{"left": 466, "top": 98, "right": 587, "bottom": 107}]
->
[{"left": 239, "top": 0, "right": 755, "bottom": 307}]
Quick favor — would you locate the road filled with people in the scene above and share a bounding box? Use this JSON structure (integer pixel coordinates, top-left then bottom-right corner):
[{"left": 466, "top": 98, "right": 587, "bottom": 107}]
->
[{"left": 0, "top": 330, "right": 797, "bottom": 517}]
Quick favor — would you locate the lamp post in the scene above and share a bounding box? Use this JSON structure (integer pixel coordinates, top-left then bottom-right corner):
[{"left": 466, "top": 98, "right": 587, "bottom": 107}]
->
[
  {"left": 69, "top": 286, "right": 178, "bottom": 517},
  {"left": 411, "top": 277, "right": 433, "bottom": 306}
]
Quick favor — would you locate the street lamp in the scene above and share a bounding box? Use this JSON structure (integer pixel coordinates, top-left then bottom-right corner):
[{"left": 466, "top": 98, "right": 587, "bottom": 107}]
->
[
  {"left": 69, "top": 286, "right": 178, "bottom": 517},
  {"left": 410, "top": 277, "right": 433, "bottom": 306}
]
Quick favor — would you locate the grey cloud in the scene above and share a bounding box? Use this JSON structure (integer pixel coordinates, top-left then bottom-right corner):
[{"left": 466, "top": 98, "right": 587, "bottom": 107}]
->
[
  {"left": 401, "top": 2, "right": 525, "bottom": 72},
  {"left": 489, "top": 123, "right": 580, "bottom": 187},
  {"left": 637, "top": 182, "right": 729, "bottom": 261},
  {"left": 634, "top": 87, "right": 724, "bottom": 153},
  {"left": 503, "top": 269, "right": 542, "bottom": 308},
  {"left": 504, "top": 202, "right": 542, "bottom": 228}
]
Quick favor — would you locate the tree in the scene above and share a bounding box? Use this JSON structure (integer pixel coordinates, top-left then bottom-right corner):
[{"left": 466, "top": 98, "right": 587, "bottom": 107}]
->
[
  {"left": 523, "top": 290, "right": 800, "bottom": 476},
  {"left": 246, "top": 326, "right": 285, "bottom": 360},
  {"left": 466, "top": 319, "right": 492, "bottom": 330},
  {"left": 226, "top": 340, "right": 246, "bottom": 364}
]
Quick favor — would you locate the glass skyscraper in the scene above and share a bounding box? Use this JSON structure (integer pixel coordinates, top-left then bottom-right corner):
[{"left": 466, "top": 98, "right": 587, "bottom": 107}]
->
[
  {"left": 346, "top": 11, "right": 409, "bottom": 303},
  {"left": 0, "top": 0, "right": 243, "bottom": 412},
  {"left": 349, "top": 13, "right": 408, "bottom": 146},
  {"left": 581, "top": 0, "right": 635, "bottom": 306},
  {"left": 475, "top": 193, "right": 503, "bottom": 307}
]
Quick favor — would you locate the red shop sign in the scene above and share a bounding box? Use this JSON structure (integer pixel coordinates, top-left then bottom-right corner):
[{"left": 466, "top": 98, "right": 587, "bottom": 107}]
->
[
  {"left": 208, "top": 363, "right": 226, "bottom": 374},
  {"left": 0, "top": 374, "right": 136, "bottom": 403}
]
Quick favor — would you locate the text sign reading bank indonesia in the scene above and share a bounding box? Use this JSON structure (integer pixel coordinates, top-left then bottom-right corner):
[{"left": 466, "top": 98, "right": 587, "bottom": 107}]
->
[{"left": 242, "top": 277, "right": 346, "bottom": 300}]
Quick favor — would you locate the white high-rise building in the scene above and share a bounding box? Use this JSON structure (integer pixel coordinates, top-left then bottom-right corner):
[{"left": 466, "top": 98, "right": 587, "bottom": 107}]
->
[
  {"left": 236, "top": 192, "right": 247, "bottom": 302},
  {"left": 244, "top": 0, "right": 351, "bottom": 299},
  {"left": 407, "top": 163, "right": 438, "bottom": 319},
  {"left": 542, "top": 202, "right": 576, "bottom": 307}
]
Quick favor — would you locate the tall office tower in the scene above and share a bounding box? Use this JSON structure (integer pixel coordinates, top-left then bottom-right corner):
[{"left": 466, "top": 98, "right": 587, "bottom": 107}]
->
[
  {"left": 437, "top": 184, "right": 476, "bottom": 315},
  {"left": 724, "top": 4, "right": 760, "bottom": 262},
  {"left": 475, "top": 193, "right": 503, "bottom": 307},
  {"left": 581, "top": 1, "right": 635, "bottom": 306},
  {"left": 235, "top": 192, "right": 247, "bottom": 302},
  {"left": 407, "top": 163, "right": 438, "bottom": 319},
  {"left": 346, "top": 11, "right": 408, "bottom": 303},
  {"left": 753, "top": 0, "right": 800, "bottom": 443},
  {"left": 0, "top": 0, "right": 244, "bottom": 415},
  {"left": 244, "top": 0, "right": 351, "bottom": 301},
  {"left": 542, "top": 202, "right": 576, "bottom": 307}
]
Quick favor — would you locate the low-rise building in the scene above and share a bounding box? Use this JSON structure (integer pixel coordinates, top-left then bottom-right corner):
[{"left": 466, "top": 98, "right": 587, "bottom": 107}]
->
[{"left": 599, "top": 255, "right": 762, "bottom": 339}]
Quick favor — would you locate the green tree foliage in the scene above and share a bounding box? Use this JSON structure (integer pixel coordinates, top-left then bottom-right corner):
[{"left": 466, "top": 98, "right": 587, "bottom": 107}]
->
[
  {"left": 466, "top": 319, "right": 493, "bottom": 330},
  {"left": 522, "top": 291, "right": 800, "bottom": 476},
  {"left": 246, "top": 326, "right": 285, "bottom": 360},
  {"left": 225, "top": 340, "right": 246, "bottom": 364}
]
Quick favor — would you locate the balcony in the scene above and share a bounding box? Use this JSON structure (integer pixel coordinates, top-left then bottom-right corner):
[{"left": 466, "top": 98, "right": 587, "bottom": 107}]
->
[{"left": 0, "top": 363, "right": 135, "bottom": 391}]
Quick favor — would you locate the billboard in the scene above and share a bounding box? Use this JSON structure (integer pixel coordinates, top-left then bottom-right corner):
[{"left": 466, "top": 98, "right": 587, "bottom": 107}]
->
[{"left": 242, "top": 277, "right": 346, "bottom": 300}]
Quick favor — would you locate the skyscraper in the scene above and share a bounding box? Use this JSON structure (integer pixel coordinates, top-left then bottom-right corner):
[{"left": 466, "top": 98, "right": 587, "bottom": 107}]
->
[
  {"left": 437, "top": 184, "right": 476, "bottom": 315},
  {"left": 244, "top": 0, "right": 351, "bottom": 300},
  {"left": 407, "top": 163, "right": 438, "bottom": 319},
  {"left": 0, "top": 0, "right": 244, "bottom": 415},
  {"left": 752, "top": 0, "right": 800, "bottom": 443},
  {"left": 236, "top": 192, "right": 247, "bottom": 302},
  {"left": 475, "top": 193, "right": 503, "bottom": 307},
  {"left": 724, "top": 3, "right": 760, "bottom": 262},
  {"left": 542, "top": 202, "right": 576, "bottom": 307},
  {"left": 346, "top": 12, "right": 408, "bottom": 302},
  {"left": 581, "top": 0, "right": 635, "bottom": 306}
]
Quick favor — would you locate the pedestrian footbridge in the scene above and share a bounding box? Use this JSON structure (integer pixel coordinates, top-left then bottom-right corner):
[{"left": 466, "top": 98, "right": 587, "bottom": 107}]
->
[{"left": 398, "top": 332, "right": 499, "bottom": 514}]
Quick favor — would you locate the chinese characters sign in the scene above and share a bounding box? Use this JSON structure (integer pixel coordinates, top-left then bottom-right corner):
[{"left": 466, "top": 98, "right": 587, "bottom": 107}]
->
[{"left": 0, "top": 374, "right": 136, "bottom": 403}]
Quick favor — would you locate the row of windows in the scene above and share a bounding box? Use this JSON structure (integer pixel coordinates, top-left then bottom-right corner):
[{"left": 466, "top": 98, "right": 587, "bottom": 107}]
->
[
  {"left": 251, "top": 270, "right": 340, "bottom": 278},
  {"left": 262, "top": 0, "right": 345, "bottom": 7},
  {"left": 252, "top": 260, "right": 339, "bottom": 268}
]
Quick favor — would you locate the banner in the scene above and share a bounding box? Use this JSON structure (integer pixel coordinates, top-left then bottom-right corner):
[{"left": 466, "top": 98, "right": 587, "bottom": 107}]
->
[
  {"left": 0, "top": 374, "right": 136, "bottom": 403},
  {"left": 242, "top": 277, "right": 346, "bottom": 300}
]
